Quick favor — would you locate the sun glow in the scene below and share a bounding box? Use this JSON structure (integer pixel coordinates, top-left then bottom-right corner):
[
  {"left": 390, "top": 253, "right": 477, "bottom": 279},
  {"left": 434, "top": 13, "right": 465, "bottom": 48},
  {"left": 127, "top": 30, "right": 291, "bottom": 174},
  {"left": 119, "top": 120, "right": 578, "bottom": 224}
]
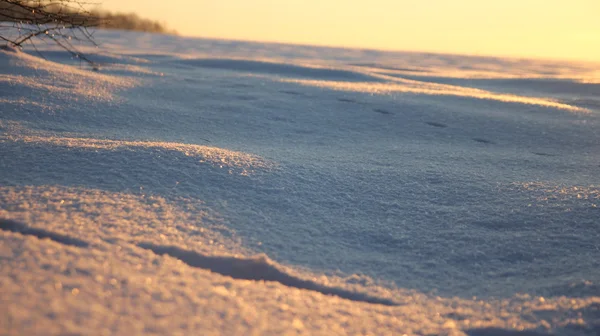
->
[{"left": 100, "top": 0, "right": 600, "bottom": 62}]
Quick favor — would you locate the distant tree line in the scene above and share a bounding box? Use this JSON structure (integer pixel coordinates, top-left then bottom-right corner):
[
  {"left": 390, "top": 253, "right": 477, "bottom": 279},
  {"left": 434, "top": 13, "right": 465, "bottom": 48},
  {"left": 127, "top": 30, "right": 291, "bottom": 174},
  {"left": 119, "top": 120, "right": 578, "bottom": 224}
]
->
[
  {"left": 89, "top": 10, "right": 175, "bottom": 34},
  {"left": 0, "top": 1, "right": 176, "bottom": 38},
  {"left": 0, "top": 1, "right": 175, "bottom": 66}
]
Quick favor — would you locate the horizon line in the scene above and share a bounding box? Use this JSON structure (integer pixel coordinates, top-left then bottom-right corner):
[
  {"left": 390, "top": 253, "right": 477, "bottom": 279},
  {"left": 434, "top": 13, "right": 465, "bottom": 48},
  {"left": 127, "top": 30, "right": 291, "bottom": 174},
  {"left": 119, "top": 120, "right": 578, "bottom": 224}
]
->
[{"left": 171, "top": 32, "right": 600, "bottom": 65}]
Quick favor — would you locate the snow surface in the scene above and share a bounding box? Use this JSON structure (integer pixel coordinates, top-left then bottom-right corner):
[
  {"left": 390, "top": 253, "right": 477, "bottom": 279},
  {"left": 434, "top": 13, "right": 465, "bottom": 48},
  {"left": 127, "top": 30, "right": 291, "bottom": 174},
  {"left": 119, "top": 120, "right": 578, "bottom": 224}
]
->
[{"left": 1, "top": 30, "right": 600, "bottom": 335}]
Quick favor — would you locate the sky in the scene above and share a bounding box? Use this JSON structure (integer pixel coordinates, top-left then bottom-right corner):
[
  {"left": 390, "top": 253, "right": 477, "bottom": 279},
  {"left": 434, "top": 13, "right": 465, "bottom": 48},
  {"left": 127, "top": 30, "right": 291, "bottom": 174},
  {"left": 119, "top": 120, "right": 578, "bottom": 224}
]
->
[{"left": 99, "top": 0, "right": 600, "bottom": 62}]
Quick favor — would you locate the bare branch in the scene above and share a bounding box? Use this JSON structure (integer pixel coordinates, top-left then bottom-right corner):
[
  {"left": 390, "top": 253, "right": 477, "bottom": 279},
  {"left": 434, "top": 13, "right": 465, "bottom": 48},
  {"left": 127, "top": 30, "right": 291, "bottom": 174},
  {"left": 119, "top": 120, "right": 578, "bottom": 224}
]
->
[{"left": 0, "top": 0, "right": 99, "bottom": 66}]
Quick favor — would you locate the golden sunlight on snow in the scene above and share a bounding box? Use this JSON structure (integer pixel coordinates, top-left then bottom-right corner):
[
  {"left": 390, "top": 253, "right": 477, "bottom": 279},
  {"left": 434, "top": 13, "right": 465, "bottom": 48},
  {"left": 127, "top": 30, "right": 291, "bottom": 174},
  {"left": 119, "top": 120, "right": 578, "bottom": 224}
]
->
[
  {"left": 278, "top": 77, "right": 588, "bottom": 112},
  {"left": 2, "top": 185, "right": 600, "bottom": 335},
  {"left": 0, "top": 48, "right": 135, "bottom": 101}
]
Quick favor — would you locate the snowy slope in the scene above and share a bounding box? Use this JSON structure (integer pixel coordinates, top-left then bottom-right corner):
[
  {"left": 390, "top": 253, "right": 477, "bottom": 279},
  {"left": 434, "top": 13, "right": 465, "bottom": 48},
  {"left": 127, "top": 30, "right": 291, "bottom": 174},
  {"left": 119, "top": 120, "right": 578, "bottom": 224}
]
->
[{"left": 1, "top": 31, "right": 600, "bottom": 335}]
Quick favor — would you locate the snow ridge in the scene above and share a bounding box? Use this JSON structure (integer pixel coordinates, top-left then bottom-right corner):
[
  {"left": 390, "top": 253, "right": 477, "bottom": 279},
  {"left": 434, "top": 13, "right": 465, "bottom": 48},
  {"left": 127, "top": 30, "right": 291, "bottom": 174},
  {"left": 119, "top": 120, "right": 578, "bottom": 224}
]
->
[
  {"left": 137, "top": 242, "right": 400, "bottom": 306},
  {"left": 0, "top": 218, "right": 89, "bottom": 248},
  {"left": 0, "top": 217, "right": 397, "bottom": 306}
]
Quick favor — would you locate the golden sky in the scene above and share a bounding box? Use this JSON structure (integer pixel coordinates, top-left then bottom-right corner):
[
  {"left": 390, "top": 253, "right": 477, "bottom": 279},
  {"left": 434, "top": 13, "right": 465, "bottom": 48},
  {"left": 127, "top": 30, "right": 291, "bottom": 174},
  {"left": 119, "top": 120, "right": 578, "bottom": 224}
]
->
[{"left": 100, "top": 0, "right": 600, "bottom": 62}]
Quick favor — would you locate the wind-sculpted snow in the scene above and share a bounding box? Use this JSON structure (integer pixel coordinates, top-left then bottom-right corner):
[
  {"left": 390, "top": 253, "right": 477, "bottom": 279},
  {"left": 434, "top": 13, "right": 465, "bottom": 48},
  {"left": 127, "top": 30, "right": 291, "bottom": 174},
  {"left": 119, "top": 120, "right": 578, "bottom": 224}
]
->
[
  {"left": 174, "top": 58, "right": 382, "bottom": 82},
  {"left": 164, "top": 55, "right": 590, "bottom": 112},
  {"left": 137, "top": 242, "right": 399, "bottom": 306},
  {"left": 91, "top": 30, "right": 600, "bottom": 82},
  {"left": 278, "top": 77, "right": 588, "bottom": 112},
  {"left": 2, "top": 185, "right": 600, "bottom": 335},
  {"left": 358, "top": 62, "right": 600, "bottom": 83},
  {"left": 0, "top": 218, "right": 395, "bottom": 305},
  {"left": 0, "top": 185, "right": 238, "bottom": 254},
  {"left": 2, "top": 31, "right": 600, "bottom": 335},
  {"left": 2, "top": 134, "right": 274, "bottom": 175},
  {"left": 0, "top": 48, "right": 135, "bottom": 102}
]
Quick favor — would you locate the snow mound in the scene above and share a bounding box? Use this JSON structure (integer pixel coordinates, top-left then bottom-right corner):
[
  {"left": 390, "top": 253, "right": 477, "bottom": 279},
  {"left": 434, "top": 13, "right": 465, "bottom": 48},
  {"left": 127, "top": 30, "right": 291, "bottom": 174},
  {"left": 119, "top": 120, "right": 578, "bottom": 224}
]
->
[
  {"left": 2, "top": 134, "right": 274, "bottom": 174},
  {"left": 0, "top": 185, "right": 236, "bottom": 253},
  {"left": 0, "top": 217, "right": 395, "bottom": 305},
  {"left": 0, "top": 48, "right": 135, "bottom": 102}
]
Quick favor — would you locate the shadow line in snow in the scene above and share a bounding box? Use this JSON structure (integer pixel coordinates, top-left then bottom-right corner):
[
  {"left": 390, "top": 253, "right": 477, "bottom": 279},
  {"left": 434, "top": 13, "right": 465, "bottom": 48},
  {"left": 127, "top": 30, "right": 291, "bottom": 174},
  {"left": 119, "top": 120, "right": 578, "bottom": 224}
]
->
[
  {"left": 472, "top": 138, "right": 496, "bottom": 144},
  {"left": 279, "top": 90, "right": 304, "bottom": 96},
  {"left": 467, "top": 321, "right": 600, "bottom": 336},
  {"left": 373, "top": 108, "right": 393, "bottom": 115},
  {"left": 337, "top": 97, "right": 362, "bottom": 104},
  {"left": 138, "top": 242, "right": 399, "bottom": 306},
  {"left": 0, "top": 218, "right": 89, "bottom": 247},
  {"left": 531, "top": 152, "right": 558, "bottom": 157},
  {"left": 425, "top": 121, "right": 448, "bottom": 128},
  {"left": 466, "top": 328, "right": 548, "bottom": 336}
]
